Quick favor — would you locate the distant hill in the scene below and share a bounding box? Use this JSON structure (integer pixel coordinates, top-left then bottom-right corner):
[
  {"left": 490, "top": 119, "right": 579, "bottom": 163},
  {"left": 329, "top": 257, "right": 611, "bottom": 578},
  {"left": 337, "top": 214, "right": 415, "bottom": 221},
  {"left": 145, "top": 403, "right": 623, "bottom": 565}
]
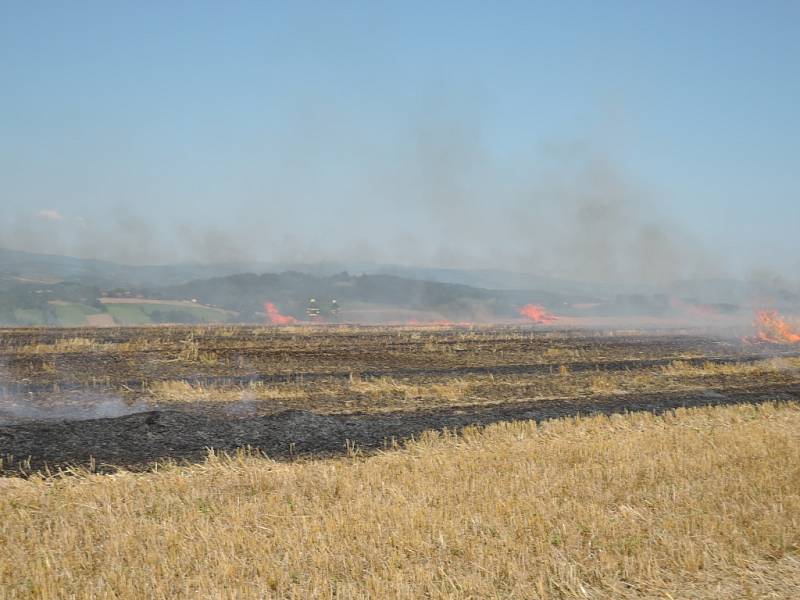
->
[
  {"left": 2, "top": 247, "right": 797, "bottom": 326},
  {"left": 0, "top": 247, "right": 274, "bottom": 288},
  {"left": 0, "top": 247, "right": 578, "bottom": 325},
  {"left": 154, "top": 271, "right": 570, "bottom": 322},
  {"left": 0, "top": 247, "right": 594, "bottom": 293}
]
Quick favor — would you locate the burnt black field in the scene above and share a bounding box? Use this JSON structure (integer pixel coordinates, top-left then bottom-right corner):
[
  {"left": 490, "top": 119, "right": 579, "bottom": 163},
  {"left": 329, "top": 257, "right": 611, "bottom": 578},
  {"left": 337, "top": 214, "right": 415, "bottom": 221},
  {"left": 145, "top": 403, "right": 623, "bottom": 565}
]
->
[{"left": 2, "top": 325, "right": 799, "bottom": 474}]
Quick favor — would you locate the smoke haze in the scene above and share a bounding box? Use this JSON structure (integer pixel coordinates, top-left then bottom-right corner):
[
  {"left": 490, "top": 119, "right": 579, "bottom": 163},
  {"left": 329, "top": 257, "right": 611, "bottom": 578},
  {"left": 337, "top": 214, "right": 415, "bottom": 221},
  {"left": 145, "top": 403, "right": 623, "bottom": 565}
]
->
[
  {"left": 0, "top": 122, "right": 731, "bottom": 287},
  {"left": 2, "top": 3, "right": 798, "bottom": 287}
]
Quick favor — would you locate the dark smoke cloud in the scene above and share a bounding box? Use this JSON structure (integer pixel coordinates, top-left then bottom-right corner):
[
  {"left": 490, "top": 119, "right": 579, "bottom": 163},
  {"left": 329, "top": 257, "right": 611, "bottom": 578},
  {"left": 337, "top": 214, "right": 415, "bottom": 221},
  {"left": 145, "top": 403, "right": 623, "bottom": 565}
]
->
[
  {"left": 369, "top": 119, "right": 721, "bottom": 284},
  {"left": 506, "top": 151, "right": 720, "bottom": 284}
]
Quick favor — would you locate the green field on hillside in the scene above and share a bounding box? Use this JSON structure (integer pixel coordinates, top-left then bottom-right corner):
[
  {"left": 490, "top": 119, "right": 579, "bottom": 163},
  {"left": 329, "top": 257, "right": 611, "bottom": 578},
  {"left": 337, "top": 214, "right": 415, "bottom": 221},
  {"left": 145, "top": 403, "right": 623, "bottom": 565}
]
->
[
  {"left": 11, "top": 308, "right": 48, "bottom": 326},
  {"left": 2, "top": 301, "right": 233, "bottom": 326},
  {"left": 104, "top": 303, "right": 232, "bottom": 325},
  {"left": 51, "top": 303, "right": 105, "bottom": 326}
]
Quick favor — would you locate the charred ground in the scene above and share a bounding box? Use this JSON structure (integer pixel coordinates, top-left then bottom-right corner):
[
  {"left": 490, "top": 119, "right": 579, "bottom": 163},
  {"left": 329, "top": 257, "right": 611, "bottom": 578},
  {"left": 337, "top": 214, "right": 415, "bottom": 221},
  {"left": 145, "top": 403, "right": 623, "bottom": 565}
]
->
[{"left": 2, "top": 325, "right": 799, "bottom": 473}]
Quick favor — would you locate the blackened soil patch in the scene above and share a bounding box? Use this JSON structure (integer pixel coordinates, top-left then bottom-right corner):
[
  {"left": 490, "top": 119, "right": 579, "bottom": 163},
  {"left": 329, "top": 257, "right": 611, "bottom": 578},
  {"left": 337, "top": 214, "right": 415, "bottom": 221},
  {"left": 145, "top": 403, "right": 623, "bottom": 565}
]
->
[{"left": 2, "top": 384, "right": 799, "bottom": 475}]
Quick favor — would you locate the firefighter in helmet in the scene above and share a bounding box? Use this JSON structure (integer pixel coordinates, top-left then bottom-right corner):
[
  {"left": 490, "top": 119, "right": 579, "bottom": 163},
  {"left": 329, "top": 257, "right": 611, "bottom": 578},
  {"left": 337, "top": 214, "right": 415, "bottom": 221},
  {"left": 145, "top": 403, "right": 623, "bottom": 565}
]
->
[
  {"left": 330, "top": 299, "right": 340, "bottom": 321},
  {"left": 306, "top": 298, "right": 321, "bottom": 320}
]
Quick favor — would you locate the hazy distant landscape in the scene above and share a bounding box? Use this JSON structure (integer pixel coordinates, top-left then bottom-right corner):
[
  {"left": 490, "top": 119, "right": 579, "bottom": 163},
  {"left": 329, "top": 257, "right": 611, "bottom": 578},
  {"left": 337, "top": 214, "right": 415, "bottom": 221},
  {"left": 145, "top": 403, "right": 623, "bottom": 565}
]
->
[{"left": 2, "top": 247, "right": 794, "bottom": 327}]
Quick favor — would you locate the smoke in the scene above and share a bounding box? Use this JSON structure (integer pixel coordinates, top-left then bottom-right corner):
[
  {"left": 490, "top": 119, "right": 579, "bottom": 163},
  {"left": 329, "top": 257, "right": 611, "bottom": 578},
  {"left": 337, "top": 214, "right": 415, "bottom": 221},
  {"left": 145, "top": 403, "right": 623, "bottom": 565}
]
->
[
  {"left": 0, "top": 100, "right": 780, "bottom": 288},
  {"left": 368, "top": 120, "right": 721, "bottom": 285},
  {"left": 507, "top": 151, "right": 719, "bottom": 284},
  {"left": 36, "top": 209, "right": 63, "bottom": 222},
  {"left": 0, "top": 358, "right": 151, "bottom": 425},
  {"left": 0, "top": 395, "right": 151, "bottom": 425},
  {"left": 0, "top": 209, "right": 258, "bottom": 267}
]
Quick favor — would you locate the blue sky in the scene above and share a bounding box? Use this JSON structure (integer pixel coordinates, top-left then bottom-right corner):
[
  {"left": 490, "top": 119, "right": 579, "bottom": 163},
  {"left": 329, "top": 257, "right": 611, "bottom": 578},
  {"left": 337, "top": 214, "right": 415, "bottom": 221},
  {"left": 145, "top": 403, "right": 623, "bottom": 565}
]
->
[{"left": 1, "top": 1, "right": 798, "bottom": 282}]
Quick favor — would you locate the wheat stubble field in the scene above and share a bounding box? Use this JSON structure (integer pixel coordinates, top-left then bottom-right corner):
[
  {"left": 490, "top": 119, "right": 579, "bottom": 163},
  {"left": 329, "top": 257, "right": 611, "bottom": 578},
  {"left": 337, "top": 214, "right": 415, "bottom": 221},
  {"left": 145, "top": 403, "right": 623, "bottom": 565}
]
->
[{"left": 1, "top": 325, "right": 799, "bottom": 598}]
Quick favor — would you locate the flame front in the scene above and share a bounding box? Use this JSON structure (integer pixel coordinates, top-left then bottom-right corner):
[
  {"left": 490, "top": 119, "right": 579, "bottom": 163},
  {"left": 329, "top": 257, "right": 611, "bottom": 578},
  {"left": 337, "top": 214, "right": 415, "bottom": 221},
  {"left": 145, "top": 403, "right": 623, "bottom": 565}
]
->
[
  {"left": 755, "top": 310, "right": 800, "bottom": 344},
  {"left": 264, "top": 302, "right": 297, "bottom": 325},
  {"left": 519, "top": 304, "right": 557, "bottom": 324}
]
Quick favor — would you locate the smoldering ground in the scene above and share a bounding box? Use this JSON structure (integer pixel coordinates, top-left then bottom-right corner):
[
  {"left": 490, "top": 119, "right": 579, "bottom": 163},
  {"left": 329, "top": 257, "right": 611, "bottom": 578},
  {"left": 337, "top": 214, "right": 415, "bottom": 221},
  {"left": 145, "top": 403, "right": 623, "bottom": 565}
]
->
[
  {"left": 0, "top": 359, "right": 151, "bottom": 425},
  {"left": 0, "top": 394, "right": 151, "bottom": 426}
]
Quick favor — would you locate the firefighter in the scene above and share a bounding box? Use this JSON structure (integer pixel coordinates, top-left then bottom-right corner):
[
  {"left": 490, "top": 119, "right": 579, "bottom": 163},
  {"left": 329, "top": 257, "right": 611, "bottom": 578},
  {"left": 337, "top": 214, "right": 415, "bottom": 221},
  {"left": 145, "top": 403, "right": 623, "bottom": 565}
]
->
[{"left": 306, "top": 298, "right": 321, "bottom": 320}]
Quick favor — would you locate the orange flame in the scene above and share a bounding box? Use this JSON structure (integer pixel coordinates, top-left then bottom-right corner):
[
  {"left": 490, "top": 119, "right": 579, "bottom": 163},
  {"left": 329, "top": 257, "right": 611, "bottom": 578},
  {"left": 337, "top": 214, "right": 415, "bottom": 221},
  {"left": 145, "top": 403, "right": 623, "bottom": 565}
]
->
[
  {"left": 519, "top": 304, "right": 557, "bottom": 324},
  {"left": 264, "top": 302, "right": 297, "bottom": 325},
  {"left": 755, "top": 310, "right": 800, "bottom": 344}
]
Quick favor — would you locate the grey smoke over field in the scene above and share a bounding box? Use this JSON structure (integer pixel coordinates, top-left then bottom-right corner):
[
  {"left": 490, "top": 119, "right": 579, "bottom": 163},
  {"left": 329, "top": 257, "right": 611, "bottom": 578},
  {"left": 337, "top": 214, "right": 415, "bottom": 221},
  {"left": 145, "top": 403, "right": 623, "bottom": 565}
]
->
[
  {"left": 0, "top": 395, "right": 151, "bottom": 425},
  {"left": 0, "top": 359, "right": 150, "bottom": 425},
  {"left": 0, "top": 105, "right": 783, "bottom": 286},
  {"left": 508, "top": 153, "right": 718, "bottom": 284},
  {"left": 370, "top": 123, "right": 721, "bottom": 284}
]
